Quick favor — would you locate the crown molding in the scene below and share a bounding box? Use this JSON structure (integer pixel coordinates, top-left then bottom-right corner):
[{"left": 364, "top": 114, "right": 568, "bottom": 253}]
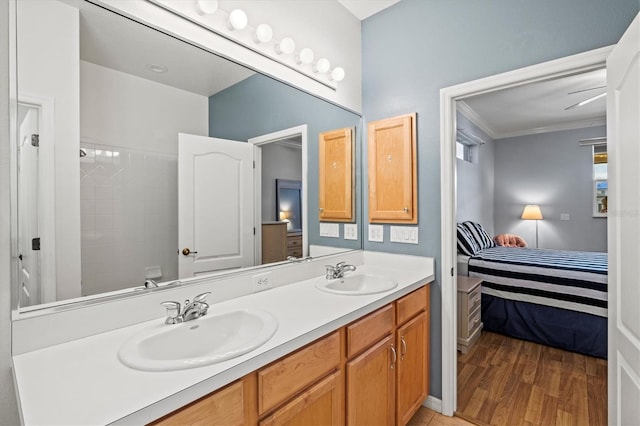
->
[
  {"left": 456, "top": 101, "right": 496, "bottom": 139},
  {"left": 493, "top": 117, "right": 607, "bottom": 139}
]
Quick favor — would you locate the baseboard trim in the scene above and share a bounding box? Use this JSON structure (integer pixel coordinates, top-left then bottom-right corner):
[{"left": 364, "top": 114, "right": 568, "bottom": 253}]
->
[{"left": 423, "top": 395, "right": 442, "bottom": 413}]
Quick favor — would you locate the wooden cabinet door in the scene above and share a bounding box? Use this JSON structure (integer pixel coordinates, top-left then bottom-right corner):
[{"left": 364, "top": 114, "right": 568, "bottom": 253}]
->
[
  {"left": 152, "top": 379, "right": 252, "bottom": 426},
  {"left": 346, "top": 335, "right": 395, "bottom": 426},
  {"left": 259, "top": 371, "right": 343, "bottom": 426},
  {"left": 396, "top": 312, "right": 428, "bottom": 426},
  {"left": 319, "top": 127, "right": 354, "bottom": 222},
  {"left": 367, "top": 113, "right": 417, "bottom": 223}
]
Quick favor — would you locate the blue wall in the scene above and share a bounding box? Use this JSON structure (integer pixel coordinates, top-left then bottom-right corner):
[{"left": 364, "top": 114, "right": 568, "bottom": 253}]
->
[
  {"left": 209, "top": 73, "right": 362, "bottom": 250},
  {"left": 362, "top": 0, "right": 638, "bottom": 398},
  {"left": 494, "top": 126, "right": 608, "bottom": 252}
]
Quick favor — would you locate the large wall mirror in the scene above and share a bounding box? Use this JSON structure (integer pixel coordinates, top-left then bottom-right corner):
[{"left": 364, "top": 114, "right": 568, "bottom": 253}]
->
[{"left": 13, "top": 0, "right": 362, "bottom": 312}]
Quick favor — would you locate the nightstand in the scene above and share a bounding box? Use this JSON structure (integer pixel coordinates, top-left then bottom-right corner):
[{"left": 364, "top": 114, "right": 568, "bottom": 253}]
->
[{"left": 457, "top": 275, "right": 483, "bottom": 353}]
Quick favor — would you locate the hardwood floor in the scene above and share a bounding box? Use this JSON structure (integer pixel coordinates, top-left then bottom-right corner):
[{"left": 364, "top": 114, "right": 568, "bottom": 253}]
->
[
  {"left": 408, "top": 407, "right": 475, "bottom": 426},
  {"left": 457, "top": 332, "right": 607, "bottom": 426}
]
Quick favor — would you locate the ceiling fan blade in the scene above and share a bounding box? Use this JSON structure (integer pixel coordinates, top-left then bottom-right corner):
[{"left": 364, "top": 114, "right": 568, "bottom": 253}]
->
[
  {"left": 565, "top": 92, "right": 606, "bottom": 110},
  {"left": 567, "top": 85, "right": 606, "bottom": 95}
]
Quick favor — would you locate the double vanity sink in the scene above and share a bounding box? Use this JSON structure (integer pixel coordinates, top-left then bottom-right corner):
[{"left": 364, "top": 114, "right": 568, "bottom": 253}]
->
[
  {"left": 13, "top": 252, "right": 433, "bottom": 425},
  {"left": 119, "top": 266, "right": 397, "bottom": 372}
]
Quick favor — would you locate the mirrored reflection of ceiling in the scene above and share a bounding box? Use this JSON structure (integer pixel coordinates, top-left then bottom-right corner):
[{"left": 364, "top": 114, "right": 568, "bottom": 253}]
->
[
  {"left": 459, "top": 68, "right": 607, "bottom": 139},
  {"left": 71, "top": 0, "right": 255, "bottom": 97},
  {"left": 338, "top": 0, "right": 402, "bottom": 20}
]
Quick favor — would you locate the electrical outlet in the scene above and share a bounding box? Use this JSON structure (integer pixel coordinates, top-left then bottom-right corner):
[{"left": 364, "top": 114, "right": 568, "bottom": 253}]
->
[
  {"left": 344, "top": 223, "right": 358, "bottom": 240},
  {"left": 252, "top": 272, "right": 273, "bottom": 292},
  {"left": 560, "top": 213, "right": 570, "bottom": 221},
  {"left": 368, "top": 224, "right": 384, "bottom": 242}
]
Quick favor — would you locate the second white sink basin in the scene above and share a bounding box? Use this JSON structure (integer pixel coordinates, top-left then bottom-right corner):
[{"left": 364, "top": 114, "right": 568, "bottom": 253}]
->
[
  {"left": 316, "top": 273, "right": 398, "bottom": 295},
  {"left": 118, "top": 308, "right": 278, "bottom": 371}
]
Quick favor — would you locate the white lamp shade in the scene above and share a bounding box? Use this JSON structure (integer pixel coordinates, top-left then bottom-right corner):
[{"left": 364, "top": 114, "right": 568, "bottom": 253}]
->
[
  {"left": 331, "top": 67, "right": 345, "bottom": 82},
  {"left": 254, "top": 24, "right": 273, "bottom": 43},
  {"left": 228, "top": 9, "right": 248, "bottom": 30},
  {"left": 195, "top": 0, "right": 218, "bottom": 15},
  {"left": 297, "top": 48, "right": 314, "bottom": 64},
  {"left": 521, "top": 205, "right": 543, "bottom": 220},
  {"left": 315, "top": 57, "right": 330, "bottom": 73},
  {"left": 276, "top": 37, "right": 296, "bottom": 55}
]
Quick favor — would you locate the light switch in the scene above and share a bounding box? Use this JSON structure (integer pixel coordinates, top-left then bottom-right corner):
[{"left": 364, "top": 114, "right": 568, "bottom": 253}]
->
[
  {"left": 560, "top": 213, "right": 570, "bottom": 221},
  {"left": 344, "top": 223, "right": 358, "bottom": 240},
  {"left": 390, "top": 226, "right": 419, "bottom": 244},
  {"left": 319, "top": 223, "right": 340, "bottom": 238},
  {"left": 368, "top": 224, "right": 384, "bottom": 242}
]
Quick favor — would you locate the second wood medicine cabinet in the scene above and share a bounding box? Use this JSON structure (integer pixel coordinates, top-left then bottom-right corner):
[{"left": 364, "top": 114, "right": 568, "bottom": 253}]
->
[
  {"left": 318, "top": 127, "right": 355, "bottom": 222},
  {"left": 368, "top": 113, "right": 418, "bottom": 224}
]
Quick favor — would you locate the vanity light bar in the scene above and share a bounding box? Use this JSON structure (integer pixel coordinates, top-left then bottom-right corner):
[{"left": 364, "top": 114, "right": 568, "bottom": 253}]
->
[{"left": 147, "top": 0, "right": 345, "bottom": 91}]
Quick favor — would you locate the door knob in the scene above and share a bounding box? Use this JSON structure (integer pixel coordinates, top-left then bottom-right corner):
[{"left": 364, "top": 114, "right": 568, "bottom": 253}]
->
[{"left": 181, "top": 248, "right": 198, "bottom": 256}]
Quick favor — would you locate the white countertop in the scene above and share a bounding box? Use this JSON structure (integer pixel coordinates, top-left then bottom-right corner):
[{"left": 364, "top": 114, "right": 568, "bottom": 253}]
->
[{"left": 13, "top": 261, "right": 433, "bottom": 425}]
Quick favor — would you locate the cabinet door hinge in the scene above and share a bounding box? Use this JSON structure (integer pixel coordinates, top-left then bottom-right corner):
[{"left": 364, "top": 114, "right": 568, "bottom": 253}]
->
[
  {"left": 31, "top": 134, "right": 40, "bottom": 147},
  {"left": 32, "top": 237, "right": 41, "bottom": 251}
]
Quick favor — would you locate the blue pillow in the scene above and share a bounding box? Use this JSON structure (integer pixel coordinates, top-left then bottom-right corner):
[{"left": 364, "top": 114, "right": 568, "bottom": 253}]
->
[
  {"left": 456, "top": 223, "right": 480, "bottom": 255},
  {"left": 461, "top": 221, "right": 495, "bottom": 250}
]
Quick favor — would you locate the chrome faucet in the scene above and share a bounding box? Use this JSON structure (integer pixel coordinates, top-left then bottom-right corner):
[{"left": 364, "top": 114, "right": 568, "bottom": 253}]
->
[
  {"left": 325, "top": 262, "right": 357, "bottom": 280},
  {"left": 161, "top": 292, "right": 211, "bottom": 325}
]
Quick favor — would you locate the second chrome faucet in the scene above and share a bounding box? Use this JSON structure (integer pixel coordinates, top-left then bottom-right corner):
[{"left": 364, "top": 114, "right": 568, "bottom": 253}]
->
[
  {"left": 325, "top": 261, "right": 357, "bottom": 280},
  {"left": 161, "top": 292, "right": 211, "bottom": 325}
]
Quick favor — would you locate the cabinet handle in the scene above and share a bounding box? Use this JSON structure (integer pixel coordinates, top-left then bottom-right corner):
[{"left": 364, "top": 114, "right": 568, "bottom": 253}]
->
[
  {"left": 390, "top": 345, "right": 397, "bottom": 369},
  {"left": 401, "top": 336, "right": 407, "bottom": 361},
  {"left": 403, "top": 207, "right": 409, "bottom": 213}
]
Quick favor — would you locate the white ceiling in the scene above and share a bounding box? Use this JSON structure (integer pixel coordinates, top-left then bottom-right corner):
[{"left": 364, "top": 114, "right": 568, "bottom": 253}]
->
[
  {"left": 459, "top": 68, "right": 607, "bottom": 139},
  {"left": 74, "top": 0, "right": 254, "bottom": 97},
  {"left": 337, "top": 0, "right": 401, "bottom": 20}
]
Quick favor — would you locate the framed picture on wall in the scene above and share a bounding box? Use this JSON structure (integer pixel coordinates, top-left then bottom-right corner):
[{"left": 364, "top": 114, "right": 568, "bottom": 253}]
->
[{"left": 594, "top": 179, "right": 608, "bottom": 217}]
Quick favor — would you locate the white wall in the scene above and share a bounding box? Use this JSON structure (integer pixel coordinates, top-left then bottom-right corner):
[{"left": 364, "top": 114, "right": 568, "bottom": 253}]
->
[
  {"left": 100, "top": 0, "right": 362, "bottom": 113},
  {"left": 17, "top": 0, "right": 81, "bottom": 300},
  {"left": 80, "top": 61, "right": 208, "bottom": 294},
  {"left": 456, "top": 111, "right": 495, "bottom": 235},
  {"left": 261, "top": 143, "right": 302, "bottom": 222}
]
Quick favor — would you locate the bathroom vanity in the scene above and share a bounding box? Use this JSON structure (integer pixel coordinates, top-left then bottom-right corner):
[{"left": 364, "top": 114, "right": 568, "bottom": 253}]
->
[{"left": 12, "top": 251, "right": 434, "bottom": 425}]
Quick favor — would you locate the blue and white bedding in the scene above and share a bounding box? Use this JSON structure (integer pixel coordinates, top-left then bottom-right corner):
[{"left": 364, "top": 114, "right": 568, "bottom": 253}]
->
[
  {"left": 467, "top": 246, "right": 608, "bottom": 358},
  {"left": 468, "top": 246, "right": 608, "bottom": 317}
]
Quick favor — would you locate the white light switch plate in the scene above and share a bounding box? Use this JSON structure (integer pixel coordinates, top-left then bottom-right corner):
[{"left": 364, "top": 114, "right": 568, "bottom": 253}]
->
[
  {"left": 390, "top": 226, "right": 419, "bottom": 244},
  {"left": 319, "top": 223, "right": 340, "bottom": 238},
  {"left": 560, "top": 213, "right": 570, "bottom": 221},
  {"left": 344, "top": 223, "right": 358, "bottom": 240},
  {"left": 368, "top": 224, "right": 384, "bottom": 242}
]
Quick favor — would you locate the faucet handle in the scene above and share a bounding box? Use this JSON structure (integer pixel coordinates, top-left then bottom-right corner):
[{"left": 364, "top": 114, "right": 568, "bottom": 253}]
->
[
  {"left": 193, "top": 292, "right": 211, "bottom": 303},
  {"left": 161, "top": 301, "right": 182, "bottom": 324},
  {"left": 336, "top": 261, "right": 346, "bottom": 268}
]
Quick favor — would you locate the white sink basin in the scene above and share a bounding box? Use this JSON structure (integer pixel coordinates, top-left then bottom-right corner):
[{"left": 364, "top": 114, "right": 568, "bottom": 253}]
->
[
  {"left": 118, "top": 308, "right": 278, "bottom": 371},
  {"left": 315, "top": 273, "right": 398, "bottom": 295}
]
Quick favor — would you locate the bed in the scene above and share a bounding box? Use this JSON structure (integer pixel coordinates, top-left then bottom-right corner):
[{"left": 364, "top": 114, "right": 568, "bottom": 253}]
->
[{"left": 457, "top": 222, "right": 608, "bottom": 358}]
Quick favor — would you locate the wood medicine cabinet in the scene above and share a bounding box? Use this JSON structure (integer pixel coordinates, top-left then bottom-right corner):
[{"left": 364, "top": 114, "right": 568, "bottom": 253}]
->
[
  {"left": 368, "top": 113, "right": 417, "bottom": 223},
  {"left": 318, "top": 127, "right": 354, "bottom": 222}
]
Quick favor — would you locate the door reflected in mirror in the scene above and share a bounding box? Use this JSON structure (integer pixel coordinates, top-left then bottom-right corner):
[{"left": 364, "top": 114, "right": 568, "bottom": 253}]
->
[{"left": 14, "top": 0, "right": 362, "bottom": 310}]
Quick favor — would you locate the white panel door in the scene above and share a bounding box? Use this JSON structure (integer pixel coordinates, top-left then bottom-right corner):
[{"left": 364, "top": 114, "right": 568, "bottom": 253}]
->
[
  {"left": 607, "top": 12, "right": 640, "bottom": 426},
  {"left": 178, "top": 133, "right": 255, "bottom": 278},
  {"left": 17, "top": 106, "right": 40, "bottom": 306}
]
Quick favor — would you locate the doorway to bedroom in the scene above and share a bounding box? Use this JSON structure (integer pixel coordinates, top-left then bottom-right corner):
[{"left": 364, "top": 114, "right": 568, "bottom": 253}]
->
[{"left": 440, "top": 47, "right": 611, "bottom": 424}]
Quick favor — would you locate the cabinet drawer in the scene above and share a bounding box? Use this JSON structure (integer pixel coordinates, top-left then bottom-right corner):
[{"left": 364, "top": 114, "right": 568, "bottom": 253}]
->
[
  {"left": 468, "top": 306, "right": 482, "bottom": 337},
  {"left": 396, "top": 286, "right": 427, "bottom": 325},
  {"left": 287, "top": 236, "right": 302, "bottom": 248},
  {"left": 346, "top": 304, "right": 394, "bottom": 358},
  {"left": 258, "top": 332, "right": 340, "bottom": 415},
  {"left": 287, "top": 247, "right": 303, "bottom": 258},
  {"left": 467, "top": 286, "right": 482, "bottom": 314},
  {"left": 152, "top": 380, "right": 245, "bottom": 426}
]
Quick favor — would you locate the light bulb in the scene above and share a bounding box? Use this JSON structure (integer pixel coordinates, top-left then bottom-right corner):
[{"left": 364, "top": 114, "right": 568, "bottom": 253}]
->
[
  {"left": 254, "top": 23, "right": 273, "bottom": 43},
  {"left": 315, "top": 58, "right": 330, "bottom": 73},
  {"left": 228, "top": 9, "right": 248, "bottom": 30},
  {"left": 195, "top": 0, "right": 218, "bottom": 15},
  {"left": 276, "top": 37, "right": 296, "bottom": 55},
  {"left": 331, "top": 67, "right": 345, "bottom": 82},
  {"left": 296, "top": 47, "right": 314, "bottom": 65}
]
